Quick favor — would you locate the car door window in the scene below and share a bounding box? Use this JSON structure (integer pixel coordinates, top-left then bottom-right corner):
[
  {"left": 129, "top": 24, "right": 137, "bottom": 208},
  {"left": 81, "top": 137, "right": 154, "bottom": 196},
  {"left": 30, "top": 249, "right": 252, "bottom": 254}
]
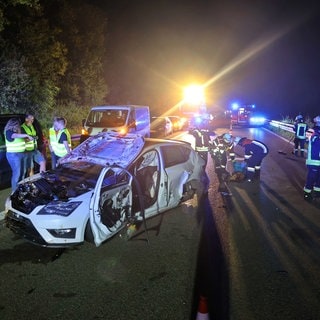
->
[
  {"left": 161, "top": 145, "right": 191, "bottom": 168},
  {"left": 133, "top": 150, "right": 160, "bottom": 208}
]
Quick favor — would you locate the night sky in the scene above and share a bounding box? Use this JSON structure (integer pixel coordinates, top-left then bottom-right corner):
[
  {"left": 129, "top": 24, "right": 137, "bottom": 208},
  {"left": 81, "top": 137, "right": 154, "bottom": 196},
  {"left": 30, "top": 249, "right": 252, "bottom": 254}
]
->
[{"left": 101, "top": 0, "right": 320, "bottom": 120}]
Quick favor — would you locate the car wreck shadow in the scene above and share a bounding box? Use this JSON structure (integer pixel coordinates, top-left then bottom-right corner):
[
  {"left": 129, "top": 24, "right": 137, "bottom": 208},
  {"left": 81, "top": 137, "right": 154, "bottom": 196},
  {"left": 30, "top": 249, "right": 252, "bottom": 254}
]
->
[
  {"left": 190, "top": 194, "right": 229, "bottom": 320},
  {"left": 127, "top": 211, "right": 165, "bottom": 243},
  {"left": 0, "top": 239, "right": 71, "bottom": 266}
]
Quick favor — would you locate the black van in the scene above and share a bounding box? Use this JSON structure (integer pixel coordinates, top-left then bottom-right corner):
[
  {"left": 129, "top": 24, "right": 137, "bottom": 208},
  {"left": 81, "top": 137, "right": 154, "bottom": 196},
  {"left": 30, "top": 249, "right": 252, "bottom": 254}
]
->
[{"left": 0, "top": 114, "right": 45, "bottom": 189}]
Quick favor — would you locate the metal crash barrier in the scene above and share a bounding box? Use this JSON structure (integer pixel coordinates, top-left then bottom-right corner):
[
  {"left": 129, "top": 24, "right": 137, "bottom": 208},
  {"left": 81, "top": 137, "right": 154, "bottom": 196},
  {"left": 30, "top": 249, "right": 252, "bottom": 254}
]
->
[{"left": 268, "top": 120, "right": 314, "bottom": 139}]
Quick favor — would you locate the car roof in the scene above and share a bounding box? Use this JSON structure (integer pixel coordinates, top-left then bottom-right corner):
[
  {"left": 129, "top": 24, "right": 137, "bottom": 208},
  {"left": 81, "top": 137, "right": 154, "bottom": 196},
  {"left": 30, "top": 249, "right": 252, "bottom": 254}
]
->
[
  {"left": 0, "top": 113, "right": 25, "bottom": 124},
  {"left": 60, "top": 132, "right": 145, "bottom": 168},
  {"left": 0, "top": 113, "right": 43, "bottom": 132},
  {"left": 144, "top": 137, "right": 190, "bottom": 147},
  {"left": 60, "top": 133, "right": 192, "bottom": 168}
]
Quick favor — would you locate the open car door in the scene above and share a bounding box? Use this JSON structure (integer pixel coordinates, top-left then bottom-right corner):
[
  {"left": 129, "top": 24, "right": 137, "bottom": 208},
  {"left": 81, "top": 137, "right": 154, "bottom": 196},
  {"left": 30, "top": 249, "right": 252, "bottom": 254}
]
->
[{"left": 89, "top": 167, "right": 134, "bottom": 247}]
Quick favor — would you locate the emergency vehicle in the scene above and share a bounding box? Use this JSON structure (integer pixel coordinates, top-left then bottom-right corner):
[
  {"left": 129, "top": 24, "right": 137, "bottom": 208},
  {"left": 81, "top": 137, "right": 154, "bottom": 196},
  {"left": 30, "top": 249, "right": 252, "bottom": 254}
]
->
[{"left": 230, "top": 104, "right": 265, "bottom": 126}]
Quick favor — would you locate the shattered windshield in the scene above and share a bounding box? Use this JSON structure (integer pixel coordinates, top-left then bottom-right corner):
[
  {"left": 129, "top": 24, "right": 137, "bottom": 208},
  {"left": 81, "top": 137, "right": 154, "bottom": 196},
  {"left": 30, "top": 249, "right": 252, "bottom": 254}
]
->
[{"left": 60, "top": 133, "right": 145, "bottom": 168}]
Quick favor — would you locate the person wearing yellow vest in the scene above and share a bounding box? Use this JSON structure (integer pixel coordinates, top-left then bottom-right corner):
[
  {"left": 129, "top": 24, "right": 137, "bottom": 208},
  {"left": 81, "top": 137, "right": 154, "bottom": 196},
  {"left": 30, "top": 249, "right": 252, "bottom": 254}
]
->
[
  {"left": 48, "top": 117, "right": 71, "bottom": 169},
  {"left": 21, "top": 113, "right": 46, "bottom": 178},
  {"left": 4, "top": 117, "right": 35, "bottom": 192}
]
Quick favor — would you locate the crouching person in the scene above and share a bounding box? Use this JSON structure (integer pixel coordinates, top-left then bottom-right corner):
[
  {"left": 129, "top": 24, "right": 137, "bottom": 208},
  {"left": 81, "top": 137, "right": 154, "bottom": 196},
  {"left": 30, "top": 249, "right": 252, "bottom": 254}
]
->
[{"left": 234, "top": 137, "right": 269, "bottom": 182}]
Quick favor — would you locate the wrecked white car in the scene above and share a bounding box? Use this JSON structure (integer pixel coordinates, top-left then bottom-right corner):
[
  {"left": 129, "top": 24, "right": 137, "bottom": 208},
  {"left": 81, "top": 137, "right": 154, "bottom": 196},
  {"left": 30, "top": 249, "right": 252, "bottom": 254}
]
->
[{"left": 5, "top": 132, "right": 206, "bottom": 247}]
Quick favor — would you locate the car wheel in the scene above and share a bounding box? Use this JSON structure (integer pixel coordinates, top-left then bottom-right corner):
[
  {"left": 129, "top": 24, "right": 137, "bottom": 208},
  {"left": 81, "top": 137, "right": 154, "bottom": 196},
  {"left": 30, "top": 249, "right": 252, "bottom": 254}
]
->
[{"left": 84, "top": 220, "right": 94, "bottom": 243}]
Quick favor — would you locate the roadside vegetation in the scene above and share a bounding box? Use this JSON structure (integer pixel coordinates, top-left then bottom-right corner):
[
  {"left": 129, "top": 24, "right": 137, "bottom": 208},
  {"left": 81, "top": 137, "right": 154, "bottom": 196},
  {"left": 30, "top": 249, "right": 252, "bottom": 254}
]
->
[{"left": 0, "top": 0, "right": 108, "bottom": 134}]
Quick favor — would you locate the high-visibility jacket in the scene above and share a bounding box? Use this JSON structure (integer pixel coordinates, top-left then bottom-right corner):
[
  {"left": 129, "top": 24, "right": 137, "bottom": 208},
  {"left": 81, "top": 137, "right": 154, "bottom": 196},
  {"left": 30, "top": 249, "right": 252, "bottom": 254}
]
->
[
  {"left": 21, "top": 123, "right": 37, "bottom": 151},
  {"left": 191, "top": 129, "right": 215, "bottom": 152},
  {"left": 306, "top": 128, "right": 320, "bottom": 166},
  {"left": 210, "top": 135, "right": 235, "bottom": 170},
  {"left": 294, "top": 122, "right": 308, "bottom": 139},
  {"left": 49, "top": 128, "right": 71, "bottom": 157},
  {"left": 5, "top": 132, "right": 26, "bottom": 153}
]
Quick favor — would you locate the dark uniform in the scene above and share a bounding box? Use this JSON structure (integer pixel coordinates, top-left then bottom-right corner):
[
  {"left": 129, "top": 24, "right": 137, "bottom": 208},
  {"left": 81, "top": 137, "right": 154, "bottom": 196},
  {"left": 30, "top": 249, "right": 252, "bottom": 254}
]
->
[
  {"left": 303, "top": 116, "right": 320, "bottom": 201},
  {"left": 190, "top": 128, "right": 216, "bottom": 168},
  {"left": 235, "top": 137, "right": 269, "bottom": 182},
  {"left": 209, "top": 133, "right": 234, "bottom": 183},
  {"left": 293, "top": 115, "right": 308, "bottom": 157}
]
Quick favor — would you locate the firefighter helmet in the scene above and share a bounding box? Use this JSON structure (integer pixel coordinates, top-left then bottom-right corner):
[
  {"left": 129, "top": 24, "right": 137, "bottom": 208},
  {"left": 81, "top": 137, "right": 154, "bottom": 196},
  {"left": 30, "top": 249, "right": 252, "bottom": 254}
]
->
[
  {"left": 295, "top": 114, "right": 304, "bottom": 122},
  {"left": 223, "top": 133, "right": 232, "bottom": 143},
  {"left": 234, "top": 136, "right": 242, "bottom": 145}
]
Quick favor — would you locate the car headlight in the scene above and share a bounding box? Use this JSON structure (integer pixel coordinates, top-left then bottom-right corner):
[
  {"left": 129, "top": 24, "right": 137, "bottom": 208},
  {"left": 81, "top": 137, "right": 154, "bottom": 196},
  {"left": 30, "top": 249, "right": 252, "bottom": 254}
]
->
[
  {"left": 249, "top": 117, "right": 266, "bottom": 124},
  {"left": 37, "top": 201, "right": 82, "bottom": 216},
  {"left": 47, "top": 228, "right": 77, "bottom": 238}
]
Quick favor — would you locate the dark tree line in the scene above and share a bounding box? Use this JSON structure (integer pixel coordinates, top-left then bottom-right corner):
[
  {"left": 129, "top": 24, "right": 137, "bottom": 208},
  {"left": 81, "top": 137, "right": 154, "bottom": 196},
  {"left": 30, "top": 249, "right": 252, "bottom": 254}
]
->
[{"left": 0, "top": 0, "right": 109, "bottom": 130}]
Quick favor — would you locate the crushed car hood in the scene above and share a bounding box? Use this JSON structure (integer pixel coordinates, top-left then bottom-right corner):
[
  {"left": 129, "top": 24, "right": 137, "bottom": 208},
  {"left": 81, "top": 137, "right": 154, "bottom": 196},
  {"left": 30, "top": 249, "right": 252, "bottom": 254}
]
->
[{"left": 60, "top": 132, "right": 145, "bottom": 167}]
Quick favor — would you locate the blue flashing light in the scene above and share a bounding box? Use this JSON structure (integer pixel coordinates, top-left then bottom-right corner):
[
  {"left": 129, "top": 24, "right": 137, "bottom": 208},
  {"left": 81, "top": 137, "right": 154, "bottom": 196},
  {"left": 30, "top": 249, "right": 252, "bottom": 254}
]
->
[
  {"left": 195, "top": 116, "right": 202, "bottom": 124},
  {"left": 249, "top": 116, "right": 266, "bottom": 125}
]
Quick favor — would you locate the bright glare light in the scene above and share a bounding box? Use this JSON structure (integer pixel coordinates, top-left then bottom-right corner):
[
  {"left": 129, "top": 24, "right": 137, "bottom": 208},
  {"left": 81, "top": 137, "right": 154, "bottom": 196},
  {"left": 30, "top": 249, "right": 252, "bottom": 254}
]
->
[
  {"left": 249, "top": 116, "right": 266, "bottom": 125},
  {"left": 232, "top": 103, "right": 239, "bottom": 110},
  {"left": 183, "top": 85, "right": 205, "bottom": 105}
]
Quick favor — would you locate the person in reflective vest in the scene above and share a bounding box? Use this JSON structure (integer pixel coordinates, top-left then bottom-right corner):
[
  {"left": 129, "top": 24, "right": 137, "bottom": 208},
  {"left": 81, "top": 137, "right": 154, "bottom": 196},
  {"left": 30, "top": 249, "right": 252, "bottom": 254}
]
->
[
  {"left": 189, "top": 125, "right": 216, "bottom": 168},
  {"left": 293, "top": 114, "right": 308, "bottom": 157},
  {"left": 4, "top": 117, "right": 35, "bottom": 191},
  {"left": 21, "top": 113, "right": 46, "bottom": 177},
  {"left": 303, "top": 116, "right": 320, "bottom": 201},
  {"left": 234, "top": 136, "right": 269, "bottom": 182},
  {"left": 209, "top": 133, "right": 234, "bottom": 183},
  {"left": 49, "top": 117, "right": 71, "bottom": 169}
]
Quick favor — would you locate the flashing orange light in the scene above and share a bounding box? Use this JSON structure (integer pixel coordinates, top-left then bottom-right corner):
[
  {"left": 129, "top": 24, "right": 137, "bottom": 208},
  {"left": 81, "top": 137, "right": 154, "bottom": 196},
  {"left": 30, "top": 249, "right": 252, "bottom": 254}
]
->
[{"left": 183, "top": 85, "right": 205, "bottom": 105}]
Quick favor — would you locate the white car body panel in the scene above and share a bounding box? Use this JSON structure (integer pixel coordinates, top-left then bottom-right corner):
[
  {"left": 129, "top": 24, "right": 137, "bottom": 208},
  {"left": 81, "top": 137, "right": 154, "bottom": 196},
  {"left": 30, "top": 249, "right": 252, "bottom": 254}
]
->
[{"left": 90, "top": 167, "right": 133, "bottom": 247}]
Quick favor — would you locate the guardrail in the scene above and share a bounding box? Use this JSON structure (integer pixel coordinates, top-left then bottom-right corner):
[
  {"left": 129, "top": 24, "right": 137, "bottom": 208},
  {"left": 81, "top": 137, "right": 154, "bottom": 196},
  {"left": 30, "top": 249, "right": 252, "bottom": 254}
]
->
[
  {"left": 71, "top": 120, "right": 315, "bottom": 143},
  {"left": 268, "top": 120, "right": 314, "bottom": 139},
  {"left": 71, "top": 134, "right": 81, "bottom": 141}
]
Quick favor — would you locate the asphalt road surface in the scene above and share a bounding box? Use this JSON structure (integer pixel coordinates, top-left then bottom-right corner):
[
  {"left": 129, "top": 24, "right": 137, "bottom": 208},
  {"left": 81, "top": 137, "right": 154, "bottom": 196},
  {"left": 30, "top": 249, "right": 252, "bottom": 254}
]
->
[
  {"left": 205, "top": 126, "right": 320, "bottom": 320},
  {"left": 0, "top": 188, "right": 203, "bottom": 320},
  {"left": 1, "top": 126, "right": 320, "bottom": 320}
]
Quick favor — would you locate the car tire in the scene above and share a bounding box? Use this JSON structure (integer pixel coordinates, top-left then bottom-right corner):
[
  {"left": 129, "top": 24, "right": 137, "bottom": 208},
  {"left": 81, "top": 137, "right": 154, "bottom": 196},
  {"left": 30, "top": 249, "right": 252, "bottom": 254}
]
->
[{"left": 84, "top": 220, "right": 94, "bottom": 243}]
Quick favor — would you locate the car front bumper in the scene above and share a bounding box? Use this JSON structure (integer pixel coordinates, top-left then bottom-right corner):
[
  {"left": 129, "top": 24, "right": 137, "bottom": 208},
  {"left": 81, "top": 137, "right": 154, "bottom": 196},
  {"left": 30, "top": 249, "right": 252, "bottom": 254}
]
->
[{"left": 6, "top": 210, "right": 82, "bottom": 248}]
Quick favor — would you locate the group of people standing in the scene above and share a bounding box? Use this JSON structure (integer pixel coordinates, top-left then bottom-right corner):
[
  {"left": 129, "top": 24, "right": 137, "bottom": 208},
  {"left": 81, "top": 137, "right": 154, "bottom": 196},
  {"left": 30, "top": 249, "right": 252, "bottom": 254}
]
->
[{"left": 3, "top": 114, "right": 71, "bottom": 192}]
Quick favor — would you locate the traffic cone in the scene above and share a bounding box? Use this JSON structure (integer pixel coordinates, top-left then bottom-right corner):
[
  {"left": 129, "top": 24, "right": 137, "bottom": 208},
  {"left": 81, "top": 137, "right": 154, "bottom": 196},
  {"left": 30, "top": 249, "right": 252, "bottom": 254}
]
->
[{"left": 196, "top": 295, "right": 209, "bottom": 320}]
